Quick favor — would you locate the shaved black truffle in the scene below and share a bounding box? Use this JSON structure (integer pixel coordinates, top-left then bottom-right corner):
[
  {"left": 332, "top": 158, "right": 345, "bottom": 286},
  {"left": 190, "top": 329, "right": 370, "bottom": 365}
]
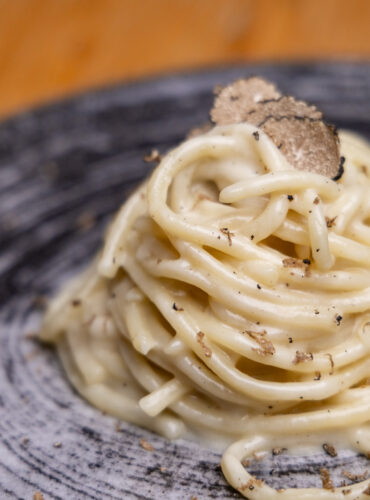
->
[
  {"left": 246, "top": 96, "right": 322, "bottom": 127},
  {"left": 207, "top": 76, "right": 343, "bottom": 180},
  {"left": 210, "top": 77, "right": 281, "bottom": 126},
  {"left": 332, "top": 156, "right": 345, "bottom": 181},
  {"left": 261, "top": 116, "right": 341, "bottom": 179}
]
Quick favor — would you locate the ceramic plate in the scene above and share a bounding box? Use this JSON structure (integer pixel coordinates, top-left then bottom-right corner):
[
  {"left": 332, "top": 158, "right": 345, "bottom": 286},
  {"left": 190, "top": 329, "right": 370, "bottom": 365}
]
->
[{"left": 0, "top": 63, "right": 369, "bottom": 499}]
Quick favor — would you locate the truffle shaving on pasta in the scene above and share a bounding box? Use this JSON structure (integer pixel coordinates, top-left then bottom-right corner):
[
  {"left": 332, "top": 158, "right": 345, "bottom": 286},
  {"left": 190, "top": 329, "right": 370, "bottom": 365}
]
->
[{"left": 40, "top": 78, "right": 370, "bottom": 499}]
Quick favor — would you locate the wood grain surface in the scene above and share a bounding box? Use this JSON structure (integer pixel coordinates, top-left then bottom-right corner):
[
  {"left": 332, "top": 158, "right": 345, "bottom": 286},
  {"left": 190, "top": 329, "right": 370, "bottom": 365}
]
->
[
  {"left": 0, "top": 0, "right": 369, "bottom": 119},
  {"left": 0, "top": 63, "right": 369, "bottom": 500}
]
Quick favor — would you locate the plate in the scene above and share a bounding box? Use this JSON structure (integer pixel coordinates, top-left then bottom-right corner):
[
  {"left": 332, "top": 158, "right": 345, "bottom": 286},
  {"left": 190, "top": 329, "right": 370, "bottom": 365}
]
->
[{"left": 0, "top": 63, "right": 369, "bottom": 499}]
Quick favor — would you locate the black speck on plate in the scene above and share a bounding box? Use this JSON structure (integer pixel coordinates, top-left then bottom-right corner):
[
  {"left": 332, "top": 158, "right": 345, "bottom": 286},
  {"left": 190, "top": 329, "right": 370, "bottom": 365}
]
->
[{"left": 0, "top": 63, "right": 369, "bottom": 499}]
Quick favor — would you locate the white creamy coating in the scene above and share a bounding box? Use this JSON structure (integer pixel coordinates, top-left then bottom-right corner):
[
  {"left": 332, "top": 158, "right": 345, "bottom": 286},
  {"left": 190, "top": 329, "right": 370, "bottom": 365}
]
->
[{"left": 40, "top": 124, "right": 370, "bottom": 499}]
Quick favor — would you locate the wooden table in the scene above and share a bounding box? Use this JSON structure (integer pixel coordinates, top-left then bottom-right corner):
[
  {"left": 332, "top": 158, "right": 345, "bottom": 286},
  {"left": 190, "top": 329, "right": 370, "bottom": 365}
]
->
[{"left": 0, "top": 0, "right": 369, "bottom": 119}]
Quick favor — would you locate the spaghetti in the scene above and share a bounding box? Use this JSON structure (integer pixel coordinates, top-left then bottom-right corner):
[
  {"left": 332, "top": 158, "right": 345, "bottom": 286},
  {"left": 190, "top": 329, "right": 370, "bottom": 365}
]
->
[{"left": 40, "top": 83, "right": 370, "bottom": 498}]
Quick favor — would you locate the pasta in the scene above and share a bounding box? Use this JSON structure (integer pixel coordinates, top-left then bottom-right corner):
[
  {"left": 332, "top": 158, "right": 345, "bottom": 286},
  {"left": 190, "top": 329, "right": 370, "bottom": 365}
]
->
[{"left": 40, "top": 80, "right": 370, "bottom": 498}]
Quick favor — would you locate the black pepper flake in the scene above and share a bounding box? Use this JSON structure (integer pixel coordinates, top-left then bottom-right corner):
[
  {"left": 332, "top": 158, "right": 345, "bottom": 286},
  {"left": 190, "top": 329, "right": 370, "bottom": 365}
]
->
[
  {"left": 287, "top": 195, "right": 294, "bottom": 201},
  {"left": 172, "top": 303, "right": 184, "bottom": 312},
  {"left": 250, "top": 234, "right": 255, "bottom": 240},
  {"left": 71, "top": 299, "right": 81, "bottom": 307},
  {"left": 303, "top": 258, "right": 311, "bottom": 265},
  {"left": 333, "top": 156, "right": 345, "bottom": 181},
  {"left": 335, "top": 314, "right": 343, "bottom": 326},
  {"left": 326, "top": 216, "right": 337, "bottom": 228},
  {"left": 288, "top": 337, "right": 293, "bottom": 343},
  {"left": 257, "top": 284, "right": 261, "bottom": 290},
  {"left": 253, "top": 131, "right": 260, "bottom": 141},
  {"left": 313, "top": 197, "right": 320, "bottom": 205}
]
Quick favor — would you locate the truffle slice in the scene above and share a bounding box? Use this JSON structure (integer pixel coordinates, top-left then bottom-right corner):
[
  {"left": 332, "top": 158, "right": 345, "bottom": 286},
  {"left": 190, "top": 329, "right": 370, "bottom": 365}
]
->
[
  {"left": 261, "top": 117, "right": 341, "bottom": 178},
  {"left": 246, "top": 96, "right": 323, "bottom": 127},
  {"left": 210, "top": 77, "right": 281, "bottom": 125},
  {"left": 208, "top": 76, "right": 343, "bottom": 180}
]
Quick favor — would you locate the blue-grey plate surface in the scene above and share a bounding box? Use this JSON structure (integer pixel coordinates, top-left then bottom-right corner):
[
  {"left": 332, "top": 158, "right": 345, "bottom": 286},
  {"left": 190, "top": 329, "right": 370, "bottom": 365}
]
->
[{"left": 0, "top": 63, "right": 369, "bottom": 499}]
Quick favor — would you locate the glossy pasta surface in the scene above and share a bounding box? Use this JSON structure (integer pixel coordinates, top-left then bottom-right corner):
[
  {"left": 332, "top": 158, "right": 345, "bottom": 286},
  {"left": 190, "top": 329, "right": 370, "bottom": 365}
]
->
[{"left": 40, "top": 124, "right": 370, "bottom": 499}]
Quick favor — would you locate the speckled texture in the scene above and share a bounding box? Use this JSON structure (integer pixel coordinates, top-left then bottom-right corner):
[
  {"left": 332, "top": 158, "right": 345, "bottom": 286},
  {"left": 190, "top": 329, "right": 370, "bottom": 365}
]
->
[{"left": 0, "top": 63, "right": 369, "bottom": 499}]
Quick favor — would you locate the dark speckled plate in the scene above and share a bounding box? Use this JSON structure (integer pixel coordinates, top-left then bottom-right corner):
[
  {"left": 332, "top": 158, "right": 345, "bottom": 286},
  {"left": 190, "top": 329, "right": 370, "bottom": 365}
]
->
[{"left": 0, "top": 63, "right": 369, "bottom": 500}]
